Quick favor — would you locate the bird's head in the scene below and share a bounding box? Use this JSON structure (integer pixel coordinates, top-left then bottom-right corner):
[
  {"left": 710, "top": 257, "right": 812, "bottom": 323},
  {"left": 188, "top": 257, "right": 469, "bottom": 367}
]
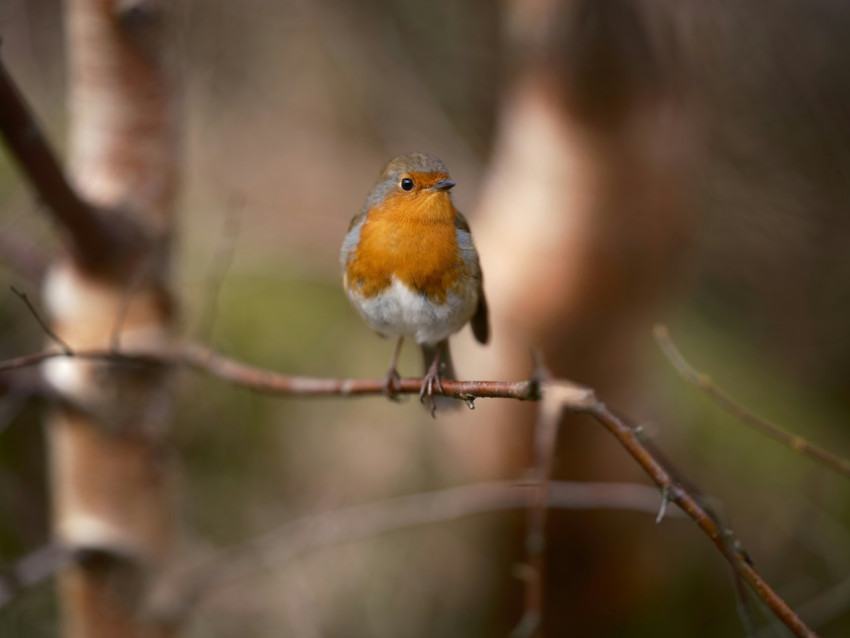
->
[{"left": 363, "top": 152, "right": 456, "bottom": 217}]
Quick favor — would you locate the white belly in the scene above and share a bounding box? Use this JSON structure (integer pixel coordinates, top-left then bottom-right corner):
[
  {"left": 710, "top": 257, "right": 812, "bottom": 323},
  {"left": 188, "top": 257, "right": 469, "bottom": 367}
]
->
[{"left": 347, "top": 276, "right": 478, "bottom": 345}]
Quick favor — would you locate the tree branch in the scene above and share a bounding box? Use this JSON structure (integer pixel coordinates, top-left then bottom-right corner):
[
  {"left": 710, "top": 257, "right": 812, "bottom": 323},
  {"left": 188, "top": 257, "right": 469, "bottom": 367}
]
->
[
  {"left": 514, "top": 366, "right": 569, "bottom": 638},
  {"left": 10, "top": 285, "right": 72, "bottom": 354},
  {"left": 581, "top": 396, "right": 816, "bottom": 638},
  {"left": 0, "top": 56, "right": 114, "bottom": 267},
  {"left": 0, "top": 340, "right": 819, "bottom": 636},
  {"left": 0, "top": 343, "right": 539, "bottom": 400},
  {"left": 655, "top": 325, "right": 850, "bottom": 480}
]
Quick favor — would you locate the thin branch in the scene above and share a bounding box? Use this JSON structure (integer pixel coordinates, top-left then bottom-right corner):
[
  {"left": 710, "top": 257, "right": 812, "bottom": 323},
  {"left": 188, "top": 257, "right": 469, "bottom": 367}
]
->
[
  {"left": 0, "top": 342, "right": 818, "bottom": 635},
  {"left": 0, "top": 344, "right": 539, "bottom": 400},
  {"left": 9, "top": 285, "right": 73, "bottom": 354},
  {"left": 644, "top": 436, "right": 756, "bottom": 634},
  {"left": 0, "top": 349, "right": 86, "bottom": 374},
  {"left": 514, "top": 370, "right": 568, "bottom": 638},
  {"left": 655, "top": 325, "right": 850, "bottom": 480},
  {"left": 147, "top": 479, "right": 679, "bottom": 623},
  {"left": 0, "top": 55, "right": 113, "bottom": 265},
  {"left": 580, "top": 396, "right": 817, "bottom": 638},
  {"left": 181, "top": 343, "right": 540, "bottom": 399}
]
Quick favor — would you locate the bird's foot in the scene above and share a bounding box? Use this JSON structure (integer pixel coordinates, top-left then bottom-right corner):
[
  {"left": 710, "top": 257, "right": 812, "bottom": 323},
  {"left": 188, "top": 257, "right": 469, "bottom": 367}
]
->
[
  {"left": 419, "top": 360, "right": 444, "bottom": 418},
  {"left": 383, "top": 366, "right": 402, "bottom": 401}
]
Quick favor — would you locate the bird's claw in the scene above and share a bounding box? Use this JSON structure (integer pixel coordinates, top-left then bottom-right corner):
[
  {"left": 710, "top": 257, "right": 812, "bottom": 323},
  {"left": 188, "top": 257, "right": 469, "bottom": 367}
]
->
[
  {"left": 383, "top": 367, "right": 402, "bottom": 402},
  {"left": 419, "top": 367, "right": 444, "bottom": 418}
]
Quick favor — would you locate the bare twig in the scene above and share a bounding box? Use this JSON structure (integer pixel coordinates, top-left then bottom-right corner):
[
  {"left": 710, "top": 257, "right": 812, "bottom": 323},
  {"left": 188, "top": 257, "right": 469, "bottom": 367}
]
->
[
  {"left": 148, "top": 479, "right": 678, "bottom": 623},
  {"left": 0, "top": 344, "right": 539, "bottom": 400},
  {"left": 0, "top": 349, "right": 87, "bottom": 374},
  {"left": 9, "top": 285, "right": 72, "bottom": 354},
  {"left": 655, "top": 325, "right": 850, "bottom": 480},
  {"left": 641, "top": 440, "right": 756, "bottom": 635},
  {"left": 580, "top": 397, "right": 816, "bottom": 638},
  {"left": 513, "top": 375, "right": 574, "bottom": 637},
  {"left": 655, "top": 486, "right": 670, "bottom": 524},
  {"left": 697, "top": 498, "right": 758, "bottom": 636}
]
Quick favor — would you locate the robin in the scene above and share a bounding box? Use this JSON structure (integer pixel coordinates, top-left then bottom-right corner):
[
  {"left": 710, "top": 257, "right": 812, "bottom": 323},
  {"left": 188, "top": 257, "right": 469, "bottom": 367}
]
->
[{"left": 341, "top": 152, "right": 489, "bottom": 413}]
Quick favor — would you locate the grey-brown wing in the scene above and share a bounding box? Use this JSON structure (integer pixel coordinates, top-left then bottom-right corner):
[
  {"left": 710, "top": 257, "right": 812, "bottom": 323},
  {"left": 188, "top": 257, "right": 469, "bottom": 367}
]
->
[
  {"left": 341, "top": 212, "right": 367, "bottom": 270},
  {"left": 455, "top": 212, "right": 490, "bottom": 344},
  {"left": 470, "top": 286, "right": 489, "bottom": 344}
]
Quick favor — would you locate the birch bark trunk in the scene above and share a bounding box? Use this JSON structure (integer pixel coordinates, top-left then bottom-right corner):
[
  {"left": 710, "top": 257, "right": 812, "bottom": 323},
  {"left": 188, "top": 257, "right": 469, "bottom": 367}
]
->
[{"left": 42, "top": 2, "right": 180, "bottom": 636}]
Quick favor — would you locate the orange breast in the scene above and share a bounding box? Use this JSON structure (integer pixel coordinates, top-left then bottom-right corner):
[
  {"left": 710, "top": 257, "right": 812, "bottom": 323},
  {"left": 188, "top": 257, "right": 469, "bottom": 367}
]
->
[{"left": 347, "top": 192, "right": 464, "bottom": 303}]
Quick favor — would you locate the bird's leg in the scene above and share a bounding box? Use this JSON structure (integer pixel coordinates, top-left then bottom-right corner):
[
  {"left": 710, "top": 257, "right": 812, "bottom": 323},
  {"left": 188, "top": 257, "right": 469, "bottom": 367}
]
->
[
  {"left": 382, "top": 337, "right": 405, "bottom": 400},
  {"left": 419, "top": 342, "right": 445, "bottom": 417}
]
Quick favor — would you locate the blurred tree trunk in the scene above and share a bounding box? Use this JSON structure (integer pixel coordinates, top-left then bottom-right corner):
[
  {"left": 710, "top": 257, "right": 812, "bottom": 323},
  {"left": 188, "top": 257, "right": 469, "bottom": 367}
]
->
[
  {"left": 472, "top": 0, "right": 694, "bottom": 633},
  {"left": 40, "top": 1, "right": 179, "bottom": 636},
  {"left": 477, "top": 0, "right": 692, "bottom": 405}
]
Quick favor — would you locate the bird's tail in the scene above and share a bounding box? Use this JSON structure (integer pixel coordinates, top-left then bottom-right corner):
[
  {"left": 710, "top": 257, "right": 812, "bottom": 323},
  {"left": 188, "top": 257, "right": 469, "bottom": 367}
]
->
[{"left": 420, "top": 339, "right": 461, "bottom": 412}]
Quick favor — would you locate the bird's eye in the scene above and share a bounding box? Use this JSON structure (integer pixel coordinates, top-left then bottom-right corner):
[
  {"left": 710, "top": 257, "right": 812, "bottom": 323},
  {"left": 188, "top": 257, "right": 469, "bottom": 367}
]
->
[{"left": 401, "top": 178, "right": 414, "bottom": 191}]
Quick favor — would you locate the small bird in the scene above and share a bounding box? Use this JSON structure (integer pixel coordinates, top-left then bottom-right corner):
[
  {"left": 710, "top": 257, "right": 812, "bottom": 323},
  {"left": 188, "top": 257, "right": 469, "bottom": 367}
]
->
[{"left": 341, "top": 152, "right": 489, "bottom": 413}]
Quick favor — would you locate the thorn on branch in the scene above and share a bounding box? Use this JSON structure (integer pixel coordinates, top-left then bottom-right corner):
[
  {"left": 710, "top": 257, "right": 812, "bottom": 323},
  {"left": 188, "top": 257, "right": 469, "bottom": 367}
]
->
[
  {"left": 10, "top": 285, "right": 73, "bottom": 354},
  {"left": 655, "top": 486, "right": 670, "bottom": 524},
  {"left": 734, "top": 540, "right": 755, "bottom": 567},
  {"left": 526, "top": 348, "right": 549, "bottom": 401}
]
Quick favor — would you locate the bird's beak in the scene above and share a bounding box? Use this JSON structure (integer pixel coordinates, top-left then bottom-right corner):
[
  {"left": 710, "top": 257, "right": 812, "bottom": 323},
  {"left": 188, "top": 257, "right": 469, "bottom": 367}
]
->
[{"left": 432, "top": 179, "right": 455, "bottom": 192}]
